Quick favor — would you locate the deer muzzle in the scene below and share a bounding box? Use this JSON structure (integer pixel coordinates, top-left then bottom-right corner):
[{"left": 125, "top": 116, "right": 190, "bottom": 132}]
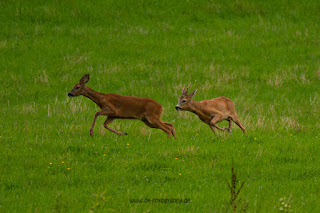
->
[
  {"left": 175, "top": 105, "right": 181, "bottom": 111},
  {"left": 68, "top": 93, "right": 74, "bottom": 97}
]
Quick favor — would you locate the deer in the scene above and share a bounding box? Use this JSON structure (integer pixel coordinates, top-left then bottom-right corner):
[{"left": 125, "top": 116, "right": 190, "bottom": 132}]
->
[
  {"left": 67, "top": 74, "right": 176, "bottom": 138},
  {"left": 175, "top": 84, "right": 246, "bottom": 135}
]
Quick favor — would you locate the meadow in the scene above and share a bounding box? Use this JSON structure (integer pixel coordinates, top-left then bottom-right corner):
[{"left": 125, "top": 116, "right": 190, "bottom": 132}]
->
[{"left": 1, "top": 0, "right": 320, "bottom": 212}]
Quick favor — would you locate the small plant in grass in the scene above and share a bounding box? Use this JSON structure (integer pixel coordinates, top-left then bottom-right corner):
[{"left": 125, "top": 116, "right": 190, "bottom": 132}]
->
[
  {"left": 226, "top": 163, "right": 248, "bottom": 212},
  {"left": 52, "top": 193, "right": 68, "bottom": 213},
  {"left": 90, "top": 189, "right": 115, "bottom": 213},
  {"left": 278, "top": 196, "right": 292, "bottom": 212}
]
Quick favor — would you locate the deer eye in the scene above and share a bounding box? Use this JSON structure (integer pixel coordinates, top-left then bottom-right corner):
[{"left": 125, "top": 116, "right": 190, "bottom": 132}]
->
[
  {"left": 75, "top": 87, "right": 80, "bottom": 90},
  {"left": 182, "top": 100, "right": 187, "bottom": 103}
]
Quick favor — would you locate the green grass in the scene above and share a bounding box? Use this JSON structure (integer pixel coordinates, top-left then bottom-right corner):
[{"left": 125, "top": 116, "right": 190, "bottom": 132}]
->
[{"left": 1, "top": 0, "right": 320, "bottom": 212}]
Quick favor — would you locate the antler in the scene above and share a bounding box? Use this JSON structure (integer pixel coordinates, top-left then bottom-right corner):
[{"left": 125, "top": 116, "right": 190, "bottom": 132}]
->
[
  {"left": 185, "top": 83, "right": 191, "bottom": 94},
  {"left": 181, "top": 85, "right": 186, "bottom": 95},
  {"left": 181, "top": 83, "right": 192, "bottom": 95}
]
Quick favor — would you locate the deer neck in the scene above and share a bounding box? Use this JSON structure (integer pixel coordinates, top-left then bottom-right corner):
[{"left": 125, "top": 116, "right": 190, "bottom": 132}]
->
[
  {"left": 82, "top": 86, "right": 104, "bottom": 108},
  {"left": 187, "top": 100, "right": 208, "bottom": 119},
  {"left": 188, "top": 100, "right": 203, "bottom": 114}
]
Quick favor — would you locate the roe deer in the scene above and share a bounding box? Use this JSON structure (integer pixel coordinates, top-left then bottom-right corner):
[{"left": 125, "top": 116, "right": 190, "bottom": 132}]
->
[
  {"left": 175, "top": 84, "right": 246, "bottom": 135},
  {"left": 68, "top": 74, "right": 176, "bottom": 138}
]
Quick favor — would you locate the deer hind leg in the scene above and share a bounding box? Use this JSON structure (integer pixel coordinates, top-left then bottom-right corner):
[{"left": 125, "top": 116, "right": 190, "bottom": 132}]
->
[
  {"left": 227, "top": 119, "right": 232, "bottom": 133},
  {"left": 231, "top": 115, "right": 247, "bottom": 134},
  {"left": 223, "top": 119, "right": 232, "bottom": 133},
  {"left": 104, "top": 117, "right": 127, "bottom": 136},
  {"left": 163, "top": 122, "right": 176, "bottom": 139},
  {"left": 144, "top": 118, "right": 172, "bottom": 138},
  {"left": 142, "top": 119, "right": 157, "bottom": 128}
]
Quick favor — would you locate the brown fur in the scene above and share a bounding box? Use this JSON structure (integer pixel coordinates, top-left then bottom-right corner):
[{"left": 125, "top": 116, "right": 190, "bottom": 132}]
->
[
  {"left": 68, "top": 74, "right": 176, "bottom": 138},
  {"left": 175, "top": 85, "right": 246, "bottom": 135}
]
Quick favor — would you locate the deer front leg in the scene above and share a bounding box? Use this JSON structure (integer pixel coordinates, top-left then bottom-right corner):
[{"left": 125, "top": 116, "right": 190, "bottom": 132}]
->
[
  {"left": 90, "top": 110, "right": 116, "bottom": 136},
  {"left": 209, "top": 114, "right": 226, "bottom": 134}
]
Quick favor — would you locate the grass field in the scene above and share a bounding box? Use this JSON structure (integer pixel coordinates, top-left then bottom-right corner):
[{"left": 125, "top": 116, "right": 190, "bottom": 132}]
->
[{"left": 1, "top": 0, "right": 320, "bottom": 212}]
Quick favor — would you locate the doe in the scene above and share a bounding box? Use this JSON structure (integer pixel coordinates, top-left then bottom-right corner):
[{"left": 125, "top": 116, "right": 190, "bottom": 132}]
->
[
  {"left": 68, "top": 74, "right": 176, "bottom": 138},
  {"left": 175, "top": 84, "right": 246, "bottom": 135}
]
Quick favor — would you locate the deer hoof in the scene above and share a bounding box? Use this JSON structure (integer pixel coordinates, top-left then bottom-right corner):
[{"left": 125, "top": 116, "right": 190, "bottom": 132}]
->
[{"left": 90, "top": 129, "right": 94, "bottom": 136}]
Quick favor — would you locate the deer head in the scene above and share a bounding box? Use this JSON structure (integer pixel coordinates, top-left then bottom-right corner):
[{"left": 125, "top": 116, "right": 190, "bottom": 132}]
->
[
  {"left": 175, "top": 84, "right": 197, "bottom": 111},
  {"left": 68, "top": 74, "right": 90, "bottom": 97}
]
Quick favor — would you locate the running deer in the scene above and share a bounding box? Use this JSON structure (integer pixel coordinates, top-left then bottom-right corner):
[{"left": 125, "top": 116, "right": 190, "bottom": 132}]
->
[
  {"left": 68, "top": 74, "right": 176, "bottom": 138},
  {"left": 175, "top": 84, "right": 246, "bottom": 135}
]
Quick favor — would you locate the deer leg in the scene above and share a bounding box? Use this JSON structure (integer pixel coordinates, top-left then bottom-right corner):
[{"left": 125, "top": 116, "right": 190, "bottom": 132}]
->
[
  {"left": 227, "top": 119, "right": 232, "bottom": 133},
  {"left": 90, "top": 110, "right": 115, "bottom": 136},
  {"left": 215, "top": 125, "right": 226, "bottom": 131},
  {"left": 222, "top": 119, "right": 232, "bottom": 133},
  {"left": 209, "top": 124, "right": 218, "bottom": 134},
  {"left": 209, "top": 114, "right": 226, "bottom": 134},
  {"left": 163, "top": 122, "right": 177, "bottom": 139},
  {"left": 142, "top": 119, "right": 157, "bottom": 128},
  {"left": 144, "top": 118, "right": 172, "bottom": 138},
  {"left": 231, "top": 116, "right": 247, "bottom": 134},
  {"left": 104, "top": 117, "right": 127, "bottom": 136}
]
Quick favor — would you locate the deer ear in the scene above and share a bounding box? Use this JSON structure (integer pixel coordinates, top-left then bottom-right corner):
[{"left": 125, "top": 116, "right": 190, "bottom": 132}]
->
[
  {"left": 190, "top": 89, "right": 197, "bottom": 98},
  {"left": 79, "top": 74, "right": 89, "bottom": 84}
]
